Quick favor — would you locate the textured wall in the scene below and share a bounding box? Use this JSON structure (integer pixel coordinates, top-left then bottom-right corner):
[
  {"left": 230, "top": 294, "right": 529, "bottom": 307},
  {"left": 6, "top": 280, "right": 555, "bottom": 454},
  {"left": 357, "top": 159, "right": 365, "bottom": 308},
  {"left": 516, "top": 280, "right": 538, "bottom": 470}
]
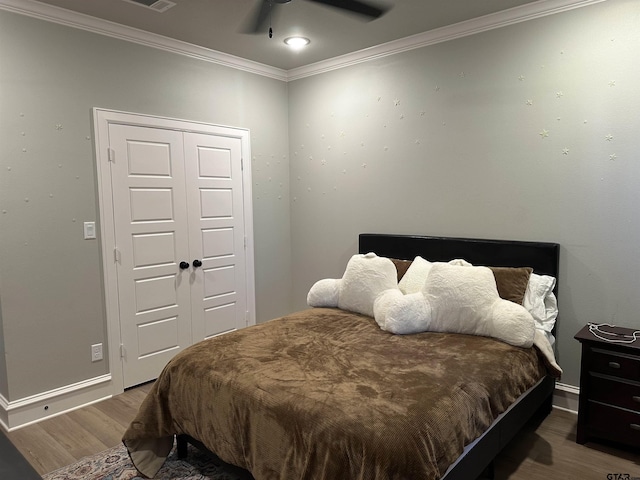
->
[
  {"left": 0, "top": 10, "right": 291, "bottom": 400},
  {"left": 1, "top": 0, "right": 638, "bottom": 404},
  {"left": 288, "top": 0, "right": 640, "bottom": 387}
]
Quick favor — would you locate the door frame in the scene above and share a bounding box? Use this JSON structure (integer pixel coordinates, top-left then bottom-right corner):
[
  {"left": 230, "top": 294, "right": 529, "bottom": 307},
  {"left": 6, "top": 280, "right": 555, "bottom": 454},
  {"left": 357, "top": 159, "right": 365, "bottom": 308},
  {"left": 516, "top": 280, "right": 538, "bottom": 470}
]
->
[{"left": 92, "top": 108, "right": 256, "bottom": 394}]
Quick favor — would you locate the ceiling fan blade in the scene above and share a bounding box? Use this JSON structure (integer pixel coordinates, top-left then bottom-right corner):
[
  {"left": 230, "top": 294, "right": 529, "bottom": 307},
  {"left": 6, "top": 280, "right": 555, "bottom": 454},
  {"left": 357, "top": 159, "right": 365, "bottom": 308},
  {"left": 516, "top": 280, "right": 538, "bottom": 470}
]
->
[
  {"left": 305, "top": 0, "right": 389, "bottom": 19},
  {"left": 241, "top": 1, "right": 275, "bottom": 34}
]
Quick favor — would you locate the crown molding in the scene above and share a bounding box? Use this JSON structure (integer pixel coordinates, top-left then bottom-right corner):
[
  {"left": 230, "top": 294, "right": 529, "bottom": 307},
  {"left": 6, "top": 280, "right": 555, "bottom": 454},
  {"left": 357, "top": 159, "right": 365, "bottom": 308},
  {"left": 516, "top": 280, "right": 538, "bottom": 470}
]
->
[
  {"left": 0, "top": 0, "right": 288, "bottom": 82},
  {"left": 287, "top": 0, "right": 606, "bottom": 81},
  {"left": 0, "top": 0, "right": 605, "bottom": 83}
]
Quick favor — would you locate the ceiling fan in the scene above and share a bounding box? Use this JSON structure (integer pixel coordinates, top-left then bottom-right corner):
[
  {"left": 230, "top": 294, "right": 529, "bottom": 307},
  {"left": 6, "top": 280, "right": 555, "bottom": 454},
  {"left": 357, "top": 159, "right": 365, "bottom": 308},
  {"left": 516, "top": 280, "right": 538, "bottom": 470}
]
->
[{"left": 243, "top": 0, "right": 390, "bottom": 37}]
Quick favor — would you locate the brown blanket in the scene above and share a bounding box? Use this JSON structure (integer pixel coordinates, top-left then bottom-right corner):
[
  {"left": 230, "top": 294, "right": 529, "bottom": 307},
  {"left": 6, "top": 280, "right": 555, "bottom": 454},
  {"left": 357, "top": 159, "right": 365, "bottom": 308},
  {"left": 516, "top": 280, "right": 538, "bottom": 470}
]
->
[{"left": 123, "top": 308, "right": 557, "bottom": 479}]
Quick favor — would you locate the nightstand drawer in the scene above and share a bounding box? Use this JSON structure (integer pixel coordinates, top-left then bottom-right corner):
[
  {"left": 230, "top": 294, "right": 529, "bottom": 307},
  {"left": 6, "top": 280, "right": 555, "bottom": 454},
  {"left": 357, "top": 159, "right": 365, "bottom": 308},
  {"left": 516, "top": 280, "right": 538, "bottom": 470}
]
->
[
  {"left": 587, "top": 402, "right": 640, "bottom": 447},
  {"left": 589, "top": 374, "right": 640, "bottom": 412},
  {"left": 589, "top": 348, "right": 640, "bottom": 380},
  {"left": 575, "top": 324, "right": 640, "bottom": 447}
]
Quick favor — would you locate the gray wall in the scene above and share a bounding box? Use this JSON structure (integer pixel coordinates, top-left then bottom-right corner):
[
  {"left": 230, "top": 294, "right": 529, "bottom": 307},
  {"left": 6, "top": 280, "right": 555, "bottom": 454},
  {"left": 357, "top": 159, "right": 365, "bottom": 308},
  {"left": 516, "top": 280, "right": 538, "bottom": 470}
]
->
[
  {"left": 1, "top": 0, "right": 638, "bottom": 404},
  {"left": 0, "top": 10, "right": 292, "bottom": 401},
  {"left": 288, "top": 0, "right": 640, "bottom": 387}
]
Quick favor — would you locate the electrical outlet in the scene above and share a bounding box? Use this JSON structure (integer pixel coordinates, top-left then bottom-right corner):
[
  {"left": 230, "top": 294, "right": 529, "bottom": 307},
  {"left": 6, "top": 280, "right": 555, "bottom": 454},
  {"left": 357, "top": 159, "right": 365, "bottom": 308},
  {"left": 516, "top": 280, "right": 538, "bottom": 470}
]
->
[{"left": 91, "top": 343, "right": 103, "bottom": 362}]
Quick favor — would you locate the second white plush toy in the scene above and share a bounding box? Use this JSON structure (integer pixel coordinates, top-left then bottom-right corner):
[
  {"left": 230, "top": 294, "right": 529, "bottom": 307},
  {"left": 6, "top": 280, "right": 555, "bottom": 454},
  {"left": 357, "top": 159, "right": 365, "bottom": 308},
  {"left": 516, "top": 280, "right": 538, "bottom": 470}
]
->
[{"left": 375, "top": 263, "right": 536, "bottom": 348}]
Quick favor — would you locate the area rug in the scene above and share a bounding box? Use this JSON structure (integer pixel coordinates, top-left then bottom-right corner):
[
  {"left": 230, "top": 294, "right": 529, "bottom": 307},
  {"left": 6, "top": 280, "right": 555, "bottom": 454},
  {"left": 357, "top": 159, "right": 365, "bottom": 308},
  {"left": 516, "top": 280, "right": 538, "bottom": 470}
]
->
[{"left": 43, "top": 442, "right": 255, "bottom": 480}]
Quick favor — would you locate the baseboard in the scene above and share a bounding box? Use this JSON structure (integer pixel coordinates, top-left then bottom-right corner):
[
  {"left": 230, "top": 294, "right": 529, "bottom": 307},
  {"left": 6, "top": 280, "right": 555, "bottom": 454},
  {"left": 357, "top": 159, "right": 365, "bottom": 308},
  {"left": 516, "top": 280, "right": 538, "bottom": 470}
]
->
[
  {"left": 0, "top": 374, "right": 113, "bottom": 431},
  {"left": 0, "top": 394, "right": 10, "bottom": 430},
  {"left": 553, "top": 382, "right": 579, "bottom": 413}
]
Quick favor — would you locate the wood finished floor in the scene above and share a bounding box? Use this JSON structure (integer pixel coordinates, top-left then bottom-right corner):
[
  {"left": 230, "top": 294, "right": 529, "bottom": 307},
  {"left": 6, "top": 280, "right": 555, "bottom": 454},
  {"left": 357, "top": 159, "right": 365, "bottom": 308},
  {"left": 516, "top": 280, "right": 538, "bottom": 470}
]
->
[{"left": 6, "top": 383, "right": 640, "bottom": 479}]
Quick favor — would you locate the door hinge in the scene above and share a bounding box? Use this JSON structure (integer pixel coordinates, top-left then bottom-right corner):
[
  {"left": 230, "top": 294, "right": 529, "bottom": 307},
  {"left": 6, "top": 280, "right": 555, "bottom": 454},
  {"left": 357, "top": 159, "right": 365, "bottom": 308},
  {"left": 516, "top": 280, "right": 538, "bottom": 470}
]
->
[
  {"left": 244, "top": 235, "right": 247, "bottom": 249},
  {"left": 113, "top": 247, "right": 121, "bottom": 263},
  {"left": 245, "top": 311, "right": 250, "bottom": 326},
  {"left": 120, "top": 344, "right": 126, "bottom": 358},
  {"left": 241, "top": 157, "right": 244, "bottom": 171},
  {"left": 108, "top": 147, "right": 115, "bottom": 163}
]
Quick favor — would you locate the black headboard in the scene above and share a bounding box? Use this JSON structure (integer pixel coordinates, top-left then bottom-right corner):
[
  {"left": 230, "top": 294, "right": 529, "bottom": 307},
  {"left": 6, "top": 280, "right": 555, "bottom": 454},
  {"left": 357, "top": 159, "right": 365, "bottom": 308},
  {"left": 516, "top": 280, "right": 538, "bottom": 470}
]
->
[{"left": 359, "top": 233, "right": 559, "bottom": 279}]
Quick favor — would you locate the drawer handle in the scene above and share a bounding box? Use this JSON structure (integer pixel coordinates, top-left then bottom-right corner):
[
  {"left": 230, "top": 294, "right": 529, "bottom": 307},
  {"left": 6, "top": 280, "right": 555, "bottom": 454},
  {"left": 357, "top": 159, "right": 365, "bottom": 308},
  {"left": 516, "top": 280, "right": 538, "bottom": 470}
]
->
[
  {"left": 608, "top": 361, "right": 621, "bottom": 369},
  {"left": 634, "top": 396, "right": 640, "bottom": 404},
  {"left": 631, "top": 424, "right": 640, "bottom": 431}
]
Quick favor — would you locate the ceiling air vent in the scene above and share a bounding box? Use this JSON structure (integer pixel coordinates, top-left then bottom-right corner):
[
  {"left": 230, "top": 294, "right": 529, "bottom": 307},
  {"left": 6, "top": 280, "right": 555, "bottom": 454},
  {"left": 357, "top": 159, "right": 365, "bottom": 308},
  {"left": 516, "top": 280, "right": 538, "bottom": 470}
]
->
[{"left": 121, "top": 0, "right": 176, "bottom": 13}]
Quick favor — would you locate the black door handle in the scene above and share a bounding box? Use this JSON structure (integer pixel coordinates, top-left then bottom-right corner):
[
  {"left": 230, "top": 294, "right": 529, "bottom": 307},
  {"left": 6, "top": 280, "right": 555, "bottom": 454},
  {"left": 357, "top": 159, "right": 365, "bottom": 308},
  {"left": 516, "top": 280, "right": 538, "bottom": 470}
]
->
[
  {"left": 193, "top": 259, "right": 202, "bottom": 268},
  {"left": 179, "top": 261, "right": 190, "bottom": 270}
]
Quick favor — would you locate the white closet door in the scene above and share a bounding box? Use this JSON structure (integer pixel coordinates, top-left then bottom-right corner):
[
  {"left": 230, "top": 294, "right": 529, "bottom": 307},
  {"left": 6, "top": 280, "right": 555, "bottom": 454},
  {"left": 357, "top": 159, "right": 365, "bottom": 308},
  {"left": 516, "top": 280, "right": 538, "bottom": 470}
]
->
[
  {"left": 184, "top": 132, "right": 247, "bottom": 342},
  {"left": 109, "top": 124, "right": 192, "bottom": 388}
]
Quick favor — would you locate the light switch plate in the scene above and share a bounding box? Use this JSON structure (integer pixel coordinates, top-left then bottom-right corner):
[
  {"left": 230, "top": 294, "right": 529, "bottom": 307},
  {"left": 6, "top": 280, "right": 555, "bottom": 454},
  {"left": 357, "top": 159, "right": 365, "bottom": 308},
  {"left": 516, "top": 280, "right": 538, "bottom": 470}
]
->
[{"left": 84, "top": 221, "right": 96, "bottom": 239}]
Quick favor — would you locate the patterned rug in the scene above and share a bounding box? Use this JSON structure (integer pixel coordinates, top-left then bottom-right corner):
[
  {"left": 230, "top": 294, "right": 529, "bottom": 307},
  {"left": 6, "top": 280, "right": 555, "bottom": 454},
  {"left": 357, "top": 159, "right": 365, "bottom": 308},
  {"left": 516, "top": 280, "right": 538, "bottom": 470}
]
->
[{"left": 43, "top": 442, "right": 255, "bottom": 480}]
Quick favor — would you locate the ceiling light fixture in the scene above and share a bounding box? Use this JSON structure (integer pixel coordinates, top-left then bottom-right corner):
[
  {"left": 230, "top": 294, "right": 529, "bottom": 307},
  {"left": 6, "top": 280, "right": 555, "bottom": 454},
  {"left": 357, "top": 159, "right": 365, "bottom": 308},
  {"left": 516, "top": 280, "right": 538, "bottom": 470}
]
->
[{"left": 284, "top": 37, "right": 310, "bottom": 49}]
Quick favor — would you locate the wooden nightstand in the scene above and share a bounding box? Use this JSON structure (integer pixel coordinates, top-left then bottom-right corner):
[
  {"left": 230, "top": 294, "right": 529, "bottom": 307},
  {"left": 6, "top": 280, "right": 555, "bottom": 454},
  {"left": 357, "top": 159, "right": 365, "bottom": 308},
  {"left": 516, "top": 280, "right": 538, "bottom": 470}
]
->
[{"left": 574, "top": 324, "right": 640, "bottom": 448}]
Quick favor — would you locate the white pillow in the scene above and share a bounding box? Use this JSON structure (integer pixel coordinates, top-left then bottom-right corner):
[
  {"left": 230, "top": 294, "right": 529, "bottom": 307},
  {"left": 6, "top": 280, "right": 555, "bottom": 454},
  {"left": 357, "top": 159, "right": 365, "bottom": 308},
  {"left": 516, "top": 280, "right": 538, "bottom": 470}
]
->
[
  {"left": 307, "top": 252, "right": 398, "bottom": 318},
  {"left": 338, "top": 253, "right": 397, "bottom": 317},
  {"left": 374, "top": 290, "right": 428, "bottom": 334},
  {"left": 422, "top": 264, "right": 535, "bottom": 347},
  {"left": 398, "top": 256, "right": 472, "bottom": 294},
  {"left": 522, "top": 273, "right": 558, "bottom": 333},
  {"left": 376, "top": 263, "right": 535, "bottom": 347},
  {"left": 398, "top": 256, "right": 433, "bottom": 294}
]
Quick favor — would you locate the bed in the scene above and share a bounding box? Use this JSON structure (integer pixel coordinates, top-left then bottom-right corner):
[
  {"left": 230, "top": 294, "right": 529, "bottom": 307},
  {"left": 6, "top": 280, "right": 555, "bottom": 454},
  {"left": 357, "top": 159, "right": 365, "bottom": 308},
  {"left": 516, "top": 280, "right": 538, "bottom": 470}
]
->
[{"left": 123, "top": 233, "right": 561, "bottom": 480}]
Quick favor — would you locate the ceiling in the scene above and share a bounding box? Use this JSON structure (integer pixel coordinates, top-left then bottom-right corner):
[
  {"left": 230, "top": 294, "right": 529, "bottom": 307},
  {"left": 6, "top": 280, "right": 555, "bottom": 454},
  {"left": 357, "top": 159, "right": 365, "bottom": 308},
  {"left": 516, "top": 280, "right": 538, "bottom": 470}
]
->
[{"left": 28, "top": 0, "right": 541, "bottom": 71}]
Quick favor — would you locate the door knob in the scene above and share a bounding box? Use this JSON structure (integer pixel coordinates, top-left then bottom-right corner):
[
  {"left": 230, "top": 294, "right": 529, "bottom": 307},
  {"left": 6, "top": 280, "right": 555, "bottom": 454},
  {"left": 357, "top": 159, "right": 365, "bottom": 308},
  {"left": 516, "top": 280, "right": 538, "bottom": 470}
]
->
[
  {"left": 193, "top": 259, "right": 203, "bottom": 268},
  {"left": 179, "top": 261, "right": 190, "bottom": 270}
]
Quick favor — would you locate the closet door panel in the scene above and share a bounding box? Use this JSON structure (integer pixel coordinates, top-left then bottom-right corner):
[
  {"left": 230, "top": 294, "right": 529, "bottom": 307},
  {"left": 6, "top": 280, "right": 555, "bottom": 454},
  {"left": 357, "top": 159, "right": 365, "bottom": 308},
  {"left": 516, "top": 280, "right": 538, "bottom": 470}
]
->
[
  {"left": 184, "top": 133, "right": 248, "bottom": 341},
  {"left": 109, "top": 124, "right": 192, "bottom": 388}
]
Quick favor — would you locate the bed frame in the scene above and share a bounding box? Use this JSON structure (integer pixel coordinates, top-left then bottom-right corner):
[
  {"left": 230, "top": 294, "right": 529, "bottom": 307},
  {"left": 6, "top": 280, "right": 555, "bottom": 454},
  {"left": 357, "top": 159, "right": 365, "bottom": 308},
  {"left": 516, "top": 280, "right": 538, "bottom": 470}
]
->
[
  {"left": 178, "top": 233, "right": 560, "bottom": 480},
  {"left": 359, "top": 233, "right": 560, "bottom": 479}
]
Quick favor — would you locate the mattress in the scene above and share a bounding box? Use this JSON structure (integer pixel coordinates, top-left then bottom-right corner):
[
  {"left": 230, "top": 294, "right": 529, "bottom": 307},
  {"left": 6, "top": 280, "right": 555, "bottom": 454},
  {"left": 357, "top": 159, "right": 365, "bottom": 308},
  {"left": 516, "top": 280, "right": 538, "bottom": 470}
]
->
[{"left": 123, "top": 307, "right": 560, "bottom": 479}]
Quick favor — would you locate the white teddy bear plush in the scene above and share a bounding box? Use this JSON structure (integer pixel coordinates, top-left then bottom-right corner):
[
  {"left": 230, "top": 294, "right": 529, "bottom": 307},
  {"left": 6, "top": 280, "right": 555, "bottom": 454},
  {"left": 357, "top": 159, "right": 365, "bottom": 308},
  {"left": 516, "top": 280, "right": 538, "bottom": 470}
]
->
[
  {"left": 374, "top": 263, "right": 536, "bottom": 348},
  {"left": 307, "top": 252, "right": 398, "bottom": 318}
]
